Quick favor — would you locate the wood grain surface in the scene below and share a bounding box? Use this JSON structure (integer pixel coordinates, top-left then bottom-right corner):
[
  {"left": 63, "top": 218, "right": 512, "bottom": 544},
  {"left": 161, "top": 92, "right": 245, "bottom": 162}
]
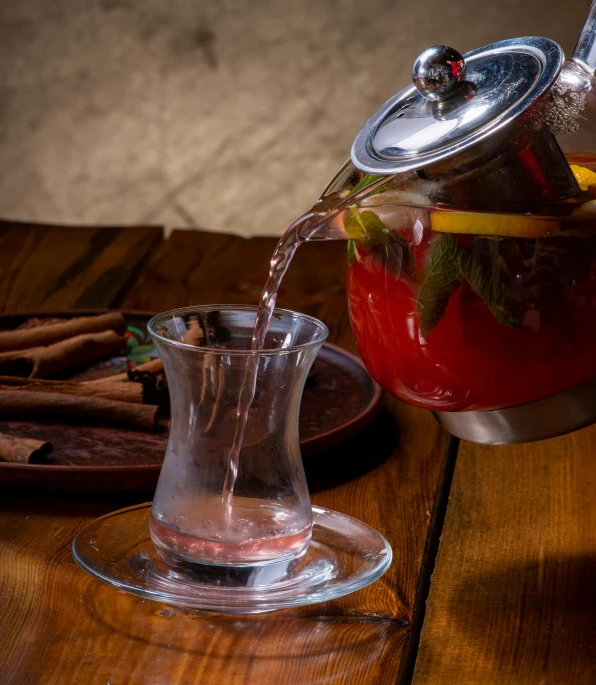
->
[
  {"left": 0, "top": 224, "right": 451, "bottom": 684},
  {"left": 412, "top": 427, "right": 596, "bottom": 685},
  {"left": 0, "top": 220, "right": 163, "bottom": 313},
  {"left": 122, "top": 230, "right": 352, "bottom": 350}
]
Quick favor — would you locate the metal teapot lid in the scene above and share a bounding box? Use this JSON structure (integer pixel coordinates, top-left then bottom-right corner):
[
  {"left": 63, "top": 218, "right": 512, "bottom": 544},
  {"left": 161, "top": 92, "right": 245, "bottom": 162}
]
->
[{"left": 351, "top": 37, "right": 564, "bottom": 175}]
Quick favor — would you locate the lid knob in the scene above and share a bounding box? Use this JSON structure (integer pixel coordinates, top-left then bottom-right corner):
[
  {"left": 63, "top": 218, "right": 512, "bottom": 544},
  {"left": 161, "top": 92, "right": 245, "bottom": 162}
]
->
[{"left": 412, "top": 45, "right": 467, "bottom": 101}]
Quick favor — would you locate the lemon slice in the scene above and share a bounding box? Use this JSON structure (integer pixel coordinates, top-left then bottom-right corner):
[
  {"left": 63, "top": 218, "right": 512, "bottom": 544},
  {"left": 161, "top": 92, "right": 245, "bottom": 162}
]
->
[
  {"left": 571, "top": 164, "right": 596, "bottom": 191},
  {"left": 430, "top": 211, "right": 557, "bottom": 238}
]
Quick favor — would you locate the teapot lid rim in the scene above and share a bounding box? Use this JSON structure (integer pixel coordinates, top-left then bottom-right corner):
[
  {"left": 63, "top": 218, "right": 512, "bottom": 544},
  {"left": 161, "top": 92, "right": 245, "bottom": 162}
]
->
[{"left": 351, "top": 36, "right": 564, "bottom": 175}]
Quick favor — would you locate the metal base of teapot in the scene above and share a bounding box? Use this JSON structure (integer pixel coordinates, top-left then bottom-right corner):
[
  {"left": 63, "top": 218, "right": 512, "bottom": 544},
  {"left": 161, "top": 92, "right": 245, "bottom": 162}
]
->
[{"left": 433, "top": 375, "right": 596, "bottom": 444}]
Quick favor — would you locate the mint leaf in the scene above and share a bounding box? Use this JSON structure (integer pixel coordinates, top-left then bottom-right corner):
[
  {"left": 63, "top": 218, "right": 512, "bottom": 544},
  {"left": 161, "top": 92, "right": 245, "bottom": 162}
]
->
[
  {"left": 344, "top": 208, "right": 386, "bottom": 239},
  {"left": 345, "top": 207, "right": 412, "bottom": 275},
  {"left": 417, "top": 234, "right": 521, "bottom": 336},
  {"left": 359, "top": 209, "right": 387, "bottom": 238},
  {"left": 347, "top": 239, "right": 361, "bottom": 266},
  {"left": 459, "top": 250, "right": 522, "bottom": 330},
  {"left": 347, "top": 241, "right": 354, "bottom": 266},
  {"left": 344, "top": 208, "right": 379, "bottom": 239},
  {"left": 531, "top": 238, "right": 568, "bottom": 262},
  {"left": 367, "top": 230, "right": 412, "bottom": 274},
  {"left": 417, "top": 234, "right": 463, "bottom": 337},
  {"left": 349, "top": 173, "right": 386, "bottom": 197}
]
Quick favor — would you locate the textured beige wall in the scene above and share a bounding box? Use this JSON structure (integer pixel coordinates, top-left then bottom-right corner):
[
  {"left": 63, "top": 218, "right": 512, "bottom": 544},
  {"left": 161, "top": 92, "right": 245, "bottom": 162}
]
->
[{"left": 0, "top": 0, "right": 592, "bottom": 236}]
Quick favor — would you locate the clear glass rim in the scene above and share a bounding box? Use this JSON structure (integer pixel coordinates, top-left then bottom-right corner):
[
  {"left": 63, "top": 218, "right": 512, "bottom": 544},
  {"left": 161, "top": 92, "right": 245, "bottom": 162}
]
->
[{"left": 148, "top": 304, "right": 329, "bottom": 356}]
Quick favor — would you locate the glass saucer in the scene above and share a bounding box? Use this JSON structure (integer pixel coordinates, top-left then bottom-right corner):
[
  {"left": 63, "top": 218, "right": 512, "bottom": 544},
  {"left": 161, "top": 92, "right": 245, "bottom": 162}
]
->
[{"left": 72, "top": 503, "right": 392, "bottom": 614}]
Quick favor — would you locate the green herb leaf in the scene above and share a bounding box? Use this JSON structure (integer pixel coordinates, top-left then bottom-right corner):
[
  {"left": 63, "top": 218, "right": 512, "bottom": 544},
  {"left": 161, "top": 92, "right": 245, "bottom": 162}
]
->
[
  {"left": 459, "top": 250, "right": 522, "bottom": 330},
  {"left": 344, "top": 207, "right": 366, "bottom": 239},
  {"left": 344, "top": 208, "right": 386, "bottom": 240},
  {"left": 531, "top": 238, "right": 569, "bottom": 262},
  {"left": 349, "top": 174, "right": 386, "bottom": 197},
  {"left": 473, "top": 236, "right": 520, "bottom": 284},
  {"left": 347, "top": 239, "right": 361, "bottom": 266},
  {"left": 417, "top": 234, "right": 463, "bottom": 338},
  {"left": 366, "top": 231, "right": 412, "bottom": 274},
  {"left": 345, "top": 207, "right": 412, "bottom": 275},
  {"left": 417, "top": 234, "right": 521, "bottom": 336}
]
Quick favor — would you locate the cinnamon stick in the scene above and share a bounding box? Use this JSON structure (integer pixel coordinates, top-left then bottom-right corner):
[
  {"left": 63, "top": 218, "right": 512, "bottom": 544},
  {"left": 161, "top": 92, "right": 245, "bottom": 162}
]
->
[
  {"left": 0, "top": 312, "right": 126, "bottom": 353},
  {"left": 182, "top": 316, "right": 205, "bottom": 346},
  {"left": 0, "top": 330, "right": 126, "bottom": 378},
  {"left": 0, "top": 377, "right": 144, "bottom": 403},
  {"left": 16, "top": 317, "right": 65, "bottom": 330},
  {"left": 0, "top": 346, "right": 44, "bottom": 362},
  {"left": 89, "top": 357, "right": 164, "bottom": 383},
  {"left": 0, "top": 391, "right": 159, "bottom": 430},
  {"left": 0, "top": 433, "right": 53, "bottom": 464}
]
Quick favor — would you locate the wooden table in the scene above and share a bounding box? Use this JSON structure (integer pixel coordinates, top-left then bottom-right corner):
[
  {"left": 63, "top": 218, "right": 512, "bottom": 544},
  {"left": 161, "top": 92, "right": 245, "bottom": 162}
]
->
[{"left": 1, "top": 220, "right": 593, "bottom": 684}]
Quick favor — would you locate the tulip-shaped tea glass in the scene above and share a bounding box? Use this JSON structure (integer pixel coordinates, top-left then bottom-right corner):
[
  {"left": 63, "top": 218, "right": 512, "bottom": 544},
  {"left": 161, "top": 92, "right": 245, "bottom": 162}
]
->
[
  {"left": 73, "top": 306, "right": 391, "bottom": 613},
  {"left": 149, "top": 305, "right": 322, "bottom": 570}
]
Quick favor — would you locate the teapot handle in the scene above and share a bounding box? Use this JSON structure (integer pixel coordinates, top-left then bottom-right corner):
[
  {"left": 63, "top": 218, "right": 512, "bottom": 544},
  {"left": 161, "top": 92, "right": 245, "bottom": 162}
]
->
[{"left": 572, "top": 0, "right": 596, "bottom": 73}]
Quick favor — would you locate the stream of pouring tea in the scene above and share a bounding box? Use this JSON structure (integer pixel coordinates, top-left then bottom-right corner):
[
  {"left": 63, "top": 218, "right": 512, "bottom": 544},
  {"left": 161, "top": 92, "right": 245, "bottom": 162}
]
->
[
  {"left": 220, "top": 175, "right": 392, "bottom": 517},
  {"left": 220, "top": 209, "right": 331, "bottom": 514}
]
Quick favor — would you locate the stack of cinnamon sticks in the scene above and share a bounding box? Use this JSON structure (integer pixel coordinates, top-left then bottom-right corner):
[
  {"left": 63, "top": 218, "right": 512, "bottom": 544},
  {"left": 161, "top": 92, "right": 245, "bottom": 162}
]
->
[{"left": 0, "top": 313, "right": 166, "bottom": 464}]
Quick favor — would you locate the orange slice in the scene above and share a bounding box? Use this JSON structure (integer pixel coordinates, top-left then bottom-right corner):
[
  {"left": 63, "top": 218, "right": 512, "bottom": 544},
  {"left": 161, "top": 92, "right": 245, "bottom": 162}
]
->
[
  {"left": 430, "top": 211, "right": 558, "bottom": 238},
  {"left": 570, "top": 164, "right": 596, "bottom": 191}
]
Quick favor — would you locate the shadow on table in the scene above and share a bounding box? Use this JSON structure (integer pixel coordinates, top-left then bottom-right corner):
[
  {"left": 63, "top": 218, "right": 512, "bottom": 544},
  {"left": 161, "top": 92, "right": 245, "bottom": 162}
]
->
[
  {"left": 81, "top": 580, "right": 406, "bottom": 679},
  {"left": 304, "top": 409, "right": 398, "bottom": 493},
  {"left": 440, "top": 553, "right": 596, "bottom": 681}
]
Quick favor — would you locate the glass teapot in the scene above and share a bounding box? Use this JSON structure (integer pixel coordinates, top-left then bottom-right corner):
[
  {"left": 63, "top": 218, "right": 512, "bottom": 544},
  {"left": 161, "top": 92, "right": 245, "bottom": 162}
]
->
[{"left": 314, "top": 5, "right": 596, "bottom": 444}]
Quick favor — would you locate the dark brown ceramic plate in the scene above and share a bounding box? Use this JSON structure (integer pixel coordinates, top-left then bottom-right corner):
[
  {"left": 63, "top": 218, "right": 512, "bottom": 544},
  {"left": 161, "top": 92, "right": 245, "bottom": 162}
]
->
[{"left": 0, "top": 311, "right": 382, "bottom": 492}]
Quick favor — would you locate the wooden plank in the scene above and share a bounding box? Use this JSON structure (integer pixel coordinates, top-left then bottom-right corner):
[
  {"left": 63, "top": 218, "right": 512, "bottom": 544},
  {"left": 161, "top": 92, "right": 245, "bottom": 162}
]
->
[
  {"left": 0, "top": 220, "right": 163, "bottom": 313},
  {"left": 0, "top": 400, "right": 449, "bottom": 685},
  {"left": 0, "top": 227, "right": 451, "bottom": 684},
  {"left": 0, "top": 223, "right": 47, "bottom": 310},
  {"left": 122, "top": 229, "right": 354, "bottom": 350},
  {"left": 118, "top": 229, "right": 240, "bottom": 312},
  {"left": 412, "top": 426, "right": 596, "bottom": 684},
  {"left": 1, "top": 498, "right": 406, "bottom": 685}
]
